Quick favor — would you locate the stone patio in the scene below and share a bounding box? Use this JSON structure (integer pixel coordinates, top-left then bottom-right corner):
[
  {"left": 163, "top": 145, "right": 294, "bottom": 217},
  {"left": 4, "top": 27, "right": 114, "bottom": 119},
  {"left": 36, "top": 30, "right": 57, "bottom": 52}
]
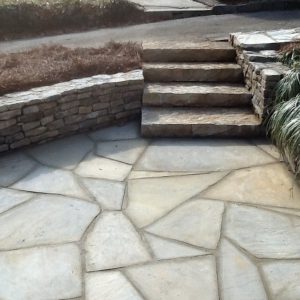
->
[{"left": 0, "top": 121, "right": 300, "bottom": 300}]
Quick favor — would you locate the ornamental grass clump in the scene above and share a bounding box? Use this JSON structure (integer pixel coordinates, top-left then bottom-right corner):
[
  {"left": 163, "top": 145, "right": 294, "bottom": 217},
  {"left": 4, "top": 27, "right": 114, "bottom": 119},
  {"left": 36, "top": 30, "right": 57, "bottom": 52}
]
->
[{"left": 267, "top": 44, "right": 300, "bottom": 175}]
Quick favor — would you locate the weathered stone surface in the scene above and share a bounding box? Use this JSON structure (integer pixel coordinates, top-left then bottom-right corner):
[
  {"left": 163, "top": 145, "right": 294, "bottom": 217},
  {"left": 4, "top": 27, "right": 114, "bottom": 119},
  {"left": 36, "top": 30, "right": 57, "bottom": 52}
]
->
[
  {"left": 96, "top": 139, "right": 148, "bottom": 164},
  {"left": 142, "top": 107, "right": 262, "bottom": 137},
  {"left": 0, "top": 244, "right": 82, "bottom": 300},
  {"left": 126, "top": 256, "right": 219, "bottom": 300},
  {"left": 219, "top": 239, "right": 267, "bottom": 300},
  {"left": 128, "top": 170, "right": 197, "bottom": 179},
  {"left": 225, "top": 205, "right": 300, "bottom": 259},
  {"left": 143, "top": 83, "right": 251, "bottom": 107},
  {"left": 85, "top": 271, "right": 143, "bottom": 300},
  {"left": 75, "top": 153, "right": 132, "bottom": 181},
  {"left": 89, "top": 121, "right": 140, "bottom": 141},
  {"left": 146, "top": 199, "right": 224, "bottom": 249},
  {"left": 126, "top": 172, "right": 226, "bottom": 227},
  {"left": 0, "top": 194, "right": 99, "bottom": 250},
  {"left": 143, "top": 62, "right": 242, "bottom": 82},
  {"left": 142, "top": 41, "right": 235, "bottom": 62},
  {"left": 28, "top": 134, "right": 93, "bottom": 170},
  {"left": 262, "top": 260, "right": 300, "bottom": 300},
  {"left": 0, "top": 152, "right": 36, "bottom": 187},
  {"left": 82, "top": 178, "right": 125, "bottom": 210},
  {"left": 252, "top": 139, "right": 281, "bottom": 160},
  {"left": 203, "top": 163, "right": 300, "bottom": 209},
  {"left": 13, "top": 166, "right": 89, "bottom": 199},
  {"left": 145, "top": 233, "right": 208, "bottom": 259},
  {"left": 85, "top": 212, "right": 151, "bottom": 271},
  {"left": 136, "top": 139, "right": 274, "bottom": 172},
  {"left": 0, "top": 188, "right": 32, "bottom": 214}
]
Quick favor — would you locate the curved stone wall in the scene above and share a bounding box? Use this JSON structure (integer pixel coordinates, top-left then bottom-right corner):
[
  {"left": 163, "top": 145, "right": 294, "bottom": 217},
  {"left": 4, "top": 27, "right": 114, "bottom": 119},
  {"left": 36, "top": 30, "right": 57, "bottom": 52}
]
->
[{"left": 0, "top": 70, "right": 143, "bottom": 152}]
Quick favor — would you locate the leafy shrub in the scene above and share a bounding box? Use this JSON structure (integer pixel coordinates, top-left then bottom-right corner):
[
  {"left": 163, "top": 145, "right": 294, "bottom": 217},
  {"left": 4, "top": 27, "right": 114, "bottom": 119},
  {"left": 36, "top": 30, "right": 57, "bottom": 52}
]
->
[
  {"left": 0, "top": 0, "right": 161, "bottom": 40},
  {"left": 267, "top": 43, "right": 300, "bottom": 175}
]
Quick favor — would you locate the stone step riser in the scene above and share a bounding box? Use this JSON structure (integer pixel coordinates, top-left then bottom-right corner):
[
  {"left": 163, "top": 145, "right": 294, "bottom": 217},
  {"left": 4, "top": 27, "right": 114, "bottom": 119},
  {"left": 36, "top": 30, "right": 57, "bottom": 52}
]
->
[
  {"left": 143, "top": 67, "right": 243, "bottom": 83},
  {"left": 142, "top": 124, "right": 262, "bottom": 137},
  {"left": 143, "top": 49, "right": 236, "bottom": 63},
  {"left": 143, "top": 92, "right": 252, "bottom": 107}
]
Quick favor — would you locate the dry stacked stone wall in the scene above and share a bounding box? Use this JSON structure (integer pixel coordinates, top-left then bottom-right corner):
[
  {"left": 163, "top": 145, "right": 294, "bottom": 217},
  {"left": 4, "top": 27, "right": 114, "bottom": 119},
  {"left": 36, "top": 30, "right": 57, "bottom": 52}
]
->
[
  {"left": 230, "top": 36, "right": 289, "bottom": 119},
  {"left": 0, "top": 70, "right": 143, "bottom": 152}
]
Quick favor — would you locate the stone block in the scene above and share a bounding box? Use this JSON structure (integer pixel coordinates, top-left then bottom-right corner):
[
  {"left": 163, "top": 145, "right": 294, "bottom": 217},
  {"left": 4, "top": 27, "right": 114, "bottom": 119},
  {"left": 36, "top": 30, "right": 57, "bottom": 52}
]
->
[
  {"left": 261, "top": 69, "right": 282, "bottom": 81},
  {"left": 60, "top": 101, "right": 79, "bottom": 111},
  {"left": 93, "top": 102, "right": 109, "bottom": 111},
  {"left": 47, "top": 119, "right": 65, "bottom": 130},
  {"left": 79, "top": 106, "right": 92, "bottom": 114},
  {"left": 22, "top": 121, "right": 41, "bottom": 131},
  {"left": 23, "top": 105, "right": 39, "bottom": 114},
  {"left": 10, "top": 138, "right": 31, "bottom": 149},
  {"left": 18, "top": 113, "right": 43, "bottom": 123},
  {"left": 41, "top": 115, "right": 54, "bottom": 126},
  {"left": 25, "top": 127, "right": 47, "bottom": 137},
  {"left": 55, "top": 107, "right": 78, "bottom": 119},
  {"left": 0, "top": 119, "right": 17, "bottom": 130},
  {"left": 0, "top": 109, "right": 21, "bottom": 121}
]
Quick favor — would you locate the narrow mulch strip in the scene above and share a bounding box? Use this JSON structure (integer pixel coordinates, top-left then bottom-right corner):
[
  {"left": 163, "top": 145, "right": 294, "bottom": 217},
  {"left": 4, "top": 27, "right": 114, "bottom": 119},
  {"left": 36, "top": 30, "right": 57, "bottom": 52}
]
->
[{"left": 0, "top": 42, "right": 142, "bottom": 96}]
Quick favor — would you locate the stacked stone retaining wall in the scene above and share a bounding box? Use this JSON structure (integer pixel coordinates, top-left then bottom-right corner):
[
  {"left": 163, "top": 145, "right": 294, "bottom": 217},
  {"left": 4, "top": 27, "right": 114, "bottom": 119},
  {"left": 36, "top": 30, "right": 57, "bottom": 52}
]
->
[{"left": 0, "top": 70, "right": 143, "bottom": 153}]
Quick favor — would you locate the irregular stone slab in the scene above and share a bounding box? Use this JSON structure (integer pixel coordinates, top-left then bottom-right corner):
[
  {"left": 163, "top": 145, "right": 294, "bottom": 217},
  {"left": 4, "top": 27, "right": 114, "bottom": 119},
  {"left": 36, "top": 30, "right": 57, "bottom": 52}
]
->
[
  {"left": 29, "top": 134, "right": 93, "bottom": 170},
  {"left": 96, "top": 139, "right": 148, "bottom": 164},
  {"left": 225, "top": 205, "right": 300, "bottom": 259},
  {"left": 146, "top": 199, "right": 224, "bottom": 249},
  {"left": 12, "top": 166, "right": 89, "bottom": 199},
  {"left": 263, "top": 206, "right": 300, "bottom": 218},
  {"left": 75, "top": 153, "right": 132, "bottom": 181},
  {"left": 135, "top": 139, "right": 275, "bottom": 172},
  {"left": 85, "top": 271, "right": 143, "bottom": 300},
  {"left": 82, "top": 178, "right": 125, "bottom": 210},
  {"left": 203, "top": 163, "right": 300, "bottom": 209},
  {"left": 89, "top": 121, "right": 140, "bottom": 141},
  {"left": 0, "top": 152, "right": 36, "bottom": 187},
  {"left": 145, "top": 233, "right": 208, "bottom": 260},
  {"left": 85, "top": 212, "right": 151, "bottom": 271},
  {"left": 251, "top": 139, "right": 281, "bottom": 160},
  {"left": 126, "top": 172, "right": 226, "bottom": 227},
  {"left": 0, "top": 194, "right": 99, "bottom": 250},
  {"left": 219, "top": 239, "right": 267, "bottom": 300},
  {"left": 0, "top": 188, "right": 32, "bottom": 214},
  {"left": 262, "top": 260, "right": 300, "bottom": 300},
  {"left": 126, "top": 256, "right": 218, "bottom": 300},
  {"left": 0, "top": 244, "right": 81, "bottom": 300},
  {"left": 128, "top": 171, "right": 197, "bottom": 179}
]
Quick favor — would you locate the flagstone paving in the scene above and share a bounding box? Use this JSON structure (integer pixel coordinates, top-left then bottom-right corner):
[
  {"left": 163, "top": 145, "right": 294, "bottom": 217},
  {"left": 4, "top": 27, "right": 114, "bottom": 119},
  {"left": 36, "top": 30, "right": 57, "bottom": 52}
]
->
[{"left": 0, "top": 120, "right": 299, "bottom": 300}]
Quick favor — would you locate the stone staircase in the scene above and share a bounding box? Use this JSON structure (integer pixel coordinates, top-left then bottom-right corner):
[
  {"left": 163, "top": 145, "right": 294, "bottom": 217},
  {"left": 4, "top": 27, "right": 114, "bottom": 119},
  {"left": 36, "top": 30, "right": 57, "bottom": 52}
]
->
[{"left": 141, "top": 41, "right": 262, "bottom": 137}]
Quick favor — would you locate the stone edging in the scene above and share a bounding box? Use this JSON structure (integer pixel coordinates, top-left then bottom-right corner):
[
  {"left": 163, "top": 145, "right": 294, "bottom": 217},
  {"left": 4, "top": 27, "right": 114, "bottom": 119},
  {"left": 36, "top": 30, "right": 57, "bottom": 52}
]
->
[
  {"left": 0, "top": 70, "right": 143, "bottom": 152},
  {"left": 230, "top": 31, "right": 291, "bottom": 119}
]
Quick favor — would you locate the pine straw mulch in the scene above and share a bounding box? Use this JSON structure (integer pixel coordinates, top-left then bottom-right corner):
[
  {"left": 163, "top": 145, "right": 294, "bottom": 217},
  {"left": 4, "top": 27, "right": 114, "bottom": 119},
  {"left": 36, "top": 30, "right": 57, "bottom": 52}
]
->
[{"left": 0, "top": 41, "right": 142, "bottom": 96}]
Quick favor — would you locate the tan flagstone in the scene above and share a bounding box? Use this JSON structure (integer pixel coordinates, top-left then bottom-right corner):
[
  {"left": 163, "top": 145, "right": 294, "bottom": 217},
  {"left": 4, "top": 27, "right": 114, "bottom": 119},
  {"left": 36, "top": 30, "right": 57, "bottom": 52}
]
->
[
  {"left": 126, "top": 172, "right": 227, "bottom": 227},
  {"left": 75, "top": 153, "right": 132, "bottom": 181},
  {"left": 0, "top": 244, "right": 82, "bottom": 300},
  {"left": 126, "top": 256, "right": 219, "bottom": 300},
  {"left": 219, "top": 239, "right": 267, "bottom": 300},
  {"left": 146, "top": 199, "right": 224, "bottom": 249},
  {"left": 85, "top": 212, "right": 151, "bottom": 271},
  {"left": 85, "top": 271, "right": 143, "bottom": 300},
  {"left": 144, "top": 233, "right": 209, "bottom": 260},
  {"left": 202, "top": 163, "right": 300, "bottom": 209},
  {"left": 225, "top": 204, "right": 300, "bottom": 259}
]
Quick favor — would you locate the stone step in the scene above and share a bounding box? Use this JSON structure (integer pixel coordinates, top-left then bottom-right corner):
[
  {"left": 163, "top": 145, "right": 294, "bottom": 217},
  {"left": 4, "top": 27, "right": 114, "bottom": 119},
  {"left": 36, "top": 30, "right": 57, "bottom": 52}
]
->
[
  {"left": 143, "top": 83, "right": 252, "bottom": 107},
  {"left": 141, "top": 107, "right": 262, "bottom": 137},
  {"left": 143, "top": 41, "right": 236, "bottom": 62},
  {"left": 143, "top": 63, "right": 243, "bottom": 83}
]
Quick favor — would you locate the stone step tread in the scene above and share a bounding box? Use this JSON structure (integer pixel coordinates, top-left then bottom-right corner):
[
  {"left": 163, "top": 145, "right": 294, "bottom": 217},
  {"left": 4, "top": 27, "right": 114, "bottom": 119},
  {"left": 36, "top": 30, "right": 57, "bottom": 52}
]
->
[
  {"left": 143, "top": 62, "right": 241, "bottom": 70},
  {"left": 143, "top": 83, "right": 252, "bottom": 107},
  {"left": 143, "top": 41, "right": 233, "bottom": 50},
  {"left": 144, "top": 83, "right": 251, "bottom": 95},
  {"left": 142, "top": 107, "right": 261, "bottom": 126},
  {"left": 141, "top": 107, "right": 262, "bottom": 137}
]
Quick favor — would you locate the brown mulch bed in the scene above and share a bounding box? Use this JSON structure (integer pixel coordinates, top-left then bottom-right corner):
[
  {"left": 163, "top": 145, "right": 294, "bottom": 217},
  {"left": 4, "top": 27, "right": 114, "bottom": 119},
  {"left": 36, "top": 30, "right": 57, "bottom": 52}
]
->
[{"left": 0, "top": 41, "right": 142, "bottom": 96}]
